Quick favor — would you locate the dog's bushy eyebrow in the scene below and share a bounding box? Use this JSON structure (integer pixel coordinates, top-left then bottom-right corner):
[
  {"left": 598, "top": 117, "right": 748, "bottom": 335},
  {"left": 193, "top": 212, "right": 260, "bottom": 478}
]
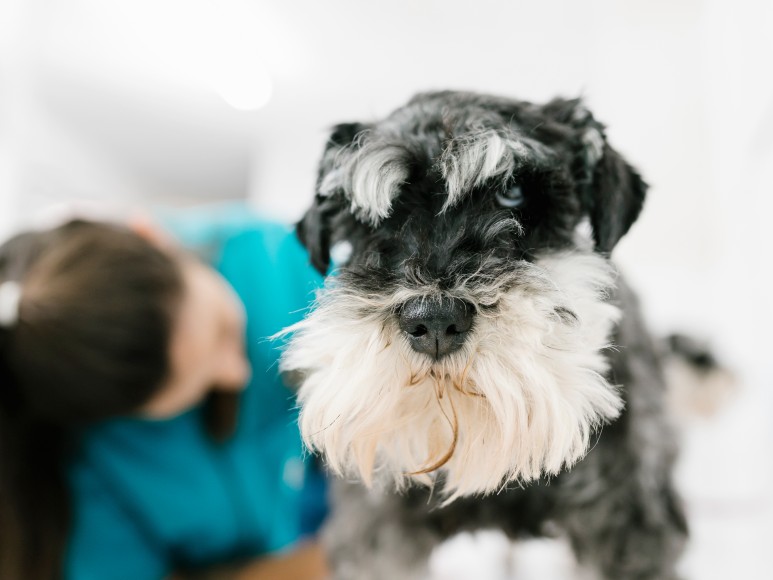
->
[
  {"left": 438, "top": 130, "right": 554, "bottom": 212},
  {"left": 438, "top": 130, "right": 524, "bottom": 206},
  {"left": 317, "top": 120, "right": 556, "bottom": 226},
  {"left": 319, "top": 139, "right": 413, "bottom": 226}
]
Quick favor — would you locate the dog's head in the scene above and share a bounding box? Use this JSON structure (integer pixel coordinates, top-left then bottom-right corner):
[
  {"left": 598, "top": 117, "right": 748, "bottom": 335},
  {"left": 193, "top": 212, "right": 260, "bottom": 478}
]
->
[{"left": 283, "top": 91, "right": 646, "bottom": 498}]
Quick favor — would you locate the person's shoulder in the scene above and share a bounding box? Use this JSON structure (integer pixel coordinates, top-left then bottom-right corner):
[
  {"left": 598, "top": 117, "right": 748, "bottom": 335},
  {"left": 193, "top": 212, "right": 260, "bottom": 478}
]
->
[
  {"left": 158, "top": 202, "right": 312, "bottom": 268},
  {"left": 156, "top": 202, "right": 272, "bottom": 259},
  {"left": 223, "top": 214, "right": 302, "bottom": 263},
  {"left": 212, "top": 210, "right": 320, "bottom": 288}
]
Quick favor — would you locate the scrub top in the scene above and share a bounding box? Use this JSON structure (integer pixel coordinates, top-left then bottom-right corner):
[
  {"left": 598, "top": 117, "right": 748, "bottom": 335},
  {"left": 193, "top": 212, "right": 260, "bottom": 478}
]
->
[{"left": 65, "top": 204, "right": 325, "bottom": 579}]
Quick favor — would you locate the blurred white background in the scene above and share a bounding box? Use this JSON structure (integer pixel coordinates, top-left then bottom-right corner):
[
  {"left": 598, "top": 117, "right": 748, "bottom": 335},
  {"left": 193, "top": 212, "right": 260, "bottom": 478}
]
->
[{"left": 1, "top": 0, "right": 771, "bottom": 577}]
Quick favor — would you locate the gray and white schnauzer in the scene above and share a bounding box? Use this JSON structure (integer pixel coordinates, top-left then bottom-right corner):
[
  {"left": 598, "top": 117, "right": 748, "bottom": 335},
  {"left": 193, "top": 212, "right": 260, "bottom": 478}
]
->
[{"left": 281, "top": 91, "right": 687, "bottom": 579}]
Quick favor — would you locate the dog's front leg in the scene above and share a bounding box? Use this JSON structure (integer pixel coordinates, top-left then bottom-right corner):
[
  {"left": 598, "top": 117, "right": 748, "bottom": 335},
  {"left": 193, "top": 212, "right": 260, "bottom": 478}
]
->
[
  {"left": 561, "top": 479, "right": 687, "bottom": 580},
  {"left": 554, "top": 283, "right": 689, "bottom": 579},
  {"left": 556, "top": 429, "right": 689, "bottom": 577},
  {"left": 321, "top": 480, "right": 442, "bottom": 580}
]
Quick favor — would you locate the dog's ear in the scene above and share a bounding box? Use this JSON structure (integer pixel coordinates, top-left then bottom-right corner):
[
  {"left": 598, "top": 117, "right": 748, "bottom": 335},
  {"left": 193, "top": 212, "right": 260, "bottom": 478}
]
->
[
  {"left": 318, "top": 122, "right": 368, "bottom": 177},
  {"left": 298, "top": 122, "right": 367, "bottom": 275},
  {"left": 297, "top": 195, "right": 333, "bottom": 275},
  {"left": 541, "top": 98, "right": 647, "bottom": 254},
  {"left": 585, "top": 141, "right": 647, "bottom": 254},
  {"left": 328, "top": 122, "right": 367, "bottom": 148}
]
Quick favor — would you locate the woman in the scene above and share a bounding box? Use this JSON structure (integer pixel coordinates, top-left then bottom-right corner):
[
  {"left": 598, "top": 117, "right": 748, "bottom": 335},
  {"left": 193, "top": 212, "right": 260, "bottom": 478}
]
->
[{"left": 0, "top": 205, "right": 328, "bottom": 579}]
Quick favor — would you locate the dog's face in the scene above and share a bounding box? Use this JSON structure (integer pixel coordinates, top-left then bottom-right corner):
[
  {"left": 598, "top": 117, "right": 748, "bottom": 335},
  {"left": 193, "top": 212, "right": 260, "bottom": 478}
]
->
[{"left": 282, "top": 91, "right": 646, "bottom": 498}]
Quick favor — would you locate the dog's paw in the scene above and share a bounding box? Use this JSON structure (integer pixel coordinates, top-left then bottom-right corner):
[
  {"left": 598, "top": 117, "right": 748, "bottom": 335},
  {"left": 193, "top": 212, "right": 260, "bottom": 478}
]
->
[{"left": 427, "top": 530, "right": 512, "bottom": 580}]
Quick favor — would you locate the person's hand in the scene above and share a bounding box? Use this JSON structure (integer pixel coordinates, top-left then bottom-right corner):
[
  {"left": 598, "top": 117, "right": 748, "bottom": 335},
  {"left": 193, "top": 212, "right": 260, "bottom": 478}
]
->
[
  {"left": 232, "top": 541, "right": 328, "bottom": 580},
  {"left": 169, "top": 540, "right": 329, "bottom": 580}
]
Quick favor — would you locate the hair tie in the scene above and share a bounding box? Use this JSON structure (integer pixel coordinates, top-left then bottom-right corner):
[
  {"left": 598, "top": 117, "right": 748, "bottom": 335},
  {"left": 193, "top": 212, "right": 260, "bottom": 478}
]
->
[{"left": 0, "top": 281, "right": 22, "bottom": 328}]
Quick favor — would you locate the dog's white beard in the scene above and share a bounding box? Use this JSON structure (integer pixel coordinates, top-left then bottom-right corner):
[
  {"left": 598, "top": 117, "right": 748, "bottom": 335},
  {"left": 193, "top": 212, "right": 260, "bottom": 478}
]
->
[{"left": 281, "top": 251, "right": 623, "bottom": 499}]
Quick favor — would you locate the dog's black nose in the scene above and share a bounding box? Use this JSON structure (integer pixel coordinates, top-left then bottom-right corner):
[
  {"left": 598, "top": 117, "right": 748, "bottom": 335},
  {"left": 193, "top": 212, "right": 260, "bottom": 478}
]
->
[{"left": 398, "top": 297, "right": 473, "bottom": 360}]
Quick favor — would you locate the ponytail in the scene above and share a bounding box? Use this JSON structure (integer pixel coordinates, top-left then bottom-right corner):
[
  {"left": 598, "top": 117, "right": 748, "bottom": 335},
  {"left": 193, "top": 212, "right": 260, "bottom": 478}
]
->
[
  {"left": 0, "top": 228, "right": 68, "bottom": 579},
  {"left": 0, "top": 221, "right": 183, "bottom": 579},
  {"left": 0, "top": 407, "right": 70, "bottom": 580}
]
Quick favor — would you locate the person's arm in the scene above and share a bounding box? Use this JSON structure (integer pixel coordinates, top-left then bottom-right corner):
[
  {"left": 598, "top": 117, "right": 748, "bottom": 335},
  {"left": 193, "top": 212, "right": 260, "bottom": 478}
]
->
[{"left": 172, "top": 541, "right": 328, "bottom": 580}]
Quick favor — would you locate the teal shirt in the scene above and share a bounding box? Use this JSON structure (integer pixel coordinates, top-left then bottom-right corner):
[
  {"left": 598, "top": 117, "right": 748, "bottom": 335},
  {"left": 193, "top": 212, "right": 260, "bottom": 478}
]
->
[{"left": 65, "top": 206, "right": 323, "bottom": 579}]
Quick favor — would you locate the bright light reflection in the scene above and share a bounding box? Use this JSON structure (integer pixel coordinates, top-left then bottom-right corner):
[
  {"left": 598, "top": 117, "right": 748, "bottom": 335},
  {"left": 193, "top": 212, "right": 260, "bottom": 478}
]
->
[{"left": 214, "top": 57, "right": 273, "bottom": 111}]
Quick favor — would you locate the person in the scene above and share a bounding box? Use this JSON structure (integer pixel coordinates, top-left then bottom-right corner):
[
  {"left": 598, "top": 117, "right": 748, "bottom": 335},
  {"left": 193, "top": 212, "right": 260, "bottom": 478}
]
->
[{"left": 0, "top": 204, "right": 329, "bottom": 580}]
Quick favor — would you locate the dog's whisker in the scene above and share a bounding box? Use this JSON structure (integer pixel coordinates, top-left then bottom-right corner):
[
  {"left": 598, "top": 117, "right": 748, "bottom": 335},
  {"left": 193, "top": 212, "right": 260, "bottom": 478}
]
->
[
  {"left": 408, "top": 365, "right": 432, "bottom": 386},
  {"left": 305, "top": 413, "right": 343, "bottom": 438},
  {"left": 435, "top": 377, "right": 444, "bottom": 400},
  {"left": 408, "top": 385, "right": 459, "bottom": 476},
  {"left": 454, "top": 379, "right": 485, "bottom": 398},
  {"left": 452, "top": 354, "right": 475, "bottom": 392}
]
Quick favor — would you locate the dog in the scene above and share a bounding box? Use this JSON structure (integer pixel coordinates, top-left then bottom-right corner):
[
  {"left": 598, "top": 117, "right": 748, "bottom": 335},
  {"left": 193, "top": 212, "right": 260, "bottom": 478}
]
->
[{"left": 281, "top": 91, "right": 688, "bottom": 579}]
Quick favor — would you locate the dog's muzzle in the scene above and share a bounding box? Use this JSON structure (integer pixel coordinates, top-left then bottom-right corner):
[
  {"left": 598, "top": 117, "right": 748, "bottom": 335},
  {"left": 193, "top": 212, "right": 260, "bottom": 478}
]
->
[{"left": 398, "top": 297, "right": 474, "bottom": 360}]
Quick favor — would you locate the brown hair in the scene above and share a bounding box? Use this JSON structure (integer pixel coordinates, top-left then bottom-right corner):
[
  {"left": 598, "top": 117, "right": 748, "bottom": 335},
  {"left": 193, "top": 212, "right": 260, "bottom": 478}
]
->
[{"left": 0, "top": 220, "right": 183, "bottom": 579}]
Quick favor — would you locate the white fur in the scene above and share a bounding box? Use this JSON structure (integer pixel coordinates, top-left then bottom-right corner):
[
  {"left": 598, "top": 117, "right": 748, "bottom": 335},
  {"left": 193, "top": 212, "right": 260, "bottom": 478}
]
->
[
  {"left": 582, "top": 127, "right": 605, "bottom": 167},
  {"left": 320, "top": 140, "right": 411, "bottom": 225},
  {"left": 330, "top": 240, "right": 353, "bottom": 266},
  {"left": 429, "top": 530, "right": 513, "bottom": 580},
  {"left": 280, "top": 251, "right": 622, "bottom": 499}
]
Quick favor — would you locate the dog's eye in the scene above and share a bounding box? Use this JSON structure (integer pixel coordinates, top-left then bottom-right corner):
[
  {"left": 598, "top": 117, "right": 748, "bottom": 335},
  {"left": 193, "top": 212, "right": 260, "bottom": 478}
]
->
[{"left": 495, "top": 185, "right": 525, "bottom": 209}]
